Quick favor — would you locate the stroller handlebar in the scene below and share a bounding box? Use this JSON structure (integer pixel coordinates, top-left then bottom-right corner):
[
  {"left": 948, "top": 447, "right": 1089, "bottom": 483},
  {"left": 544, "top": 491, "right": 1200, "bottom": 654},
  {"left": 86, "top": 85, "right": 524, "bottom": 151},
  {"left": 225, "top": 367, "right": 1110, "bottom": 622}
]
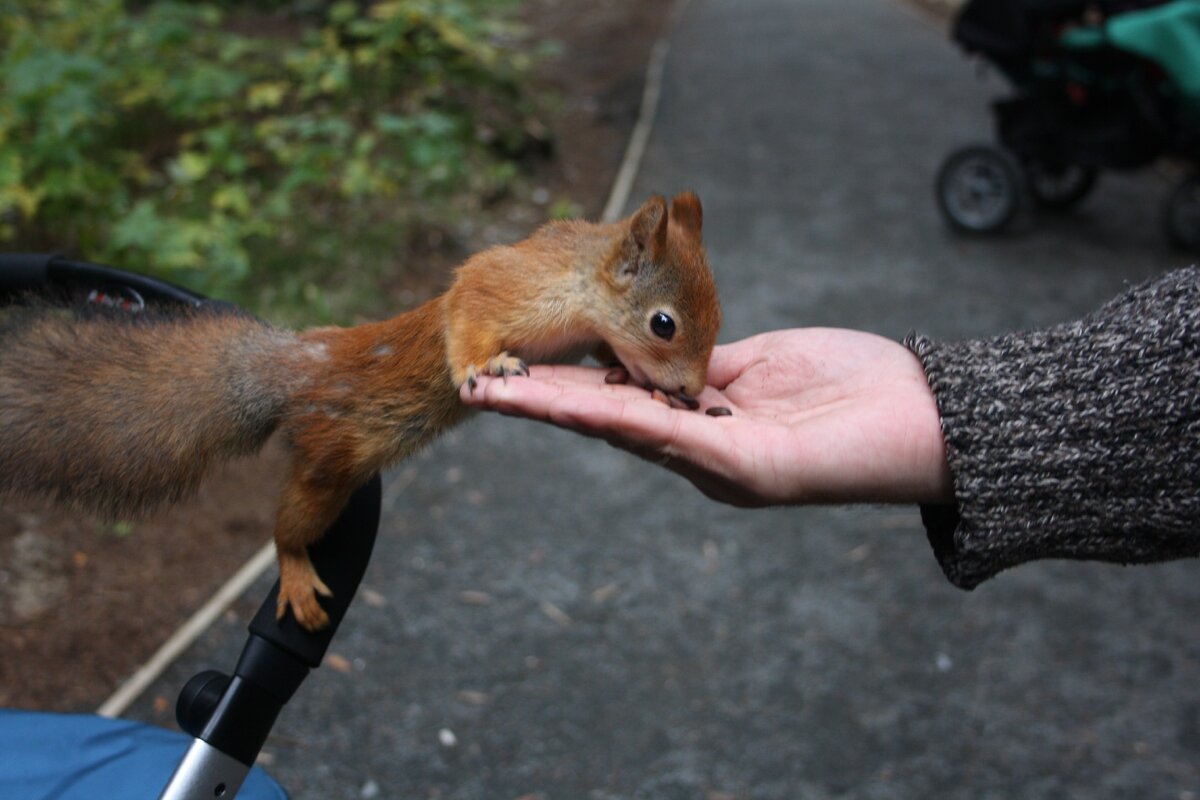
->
[
  {"left": 175, "top": 475, "right": 382, "bottom": 767},
  {"left": 0, "top": 252, "right": 207, "bottom": 307}
]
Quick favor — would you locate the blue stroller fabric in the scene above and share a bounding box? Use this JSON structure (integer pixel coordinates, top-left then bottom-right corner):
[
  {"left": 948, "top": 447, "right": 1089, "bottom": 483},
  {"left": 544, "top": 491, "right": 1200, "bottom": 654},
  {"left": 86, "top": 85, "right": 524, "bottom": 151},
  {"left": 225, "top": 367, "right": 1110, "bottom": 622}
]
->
[{"left": 0, "top": 710, "right": 286, "bottom": 799}]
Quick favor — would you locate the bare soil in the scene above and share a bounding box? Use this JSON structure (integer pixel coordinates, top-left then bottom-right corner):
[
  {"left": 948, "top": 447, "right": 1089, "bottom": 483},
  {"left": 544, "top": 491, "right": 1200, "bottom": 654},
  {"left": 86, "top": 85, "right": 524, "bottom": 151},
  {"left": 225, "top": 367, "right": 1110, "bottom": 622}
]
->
[{"left": 0, "top": 0, "right": 674, "bottom": 713}]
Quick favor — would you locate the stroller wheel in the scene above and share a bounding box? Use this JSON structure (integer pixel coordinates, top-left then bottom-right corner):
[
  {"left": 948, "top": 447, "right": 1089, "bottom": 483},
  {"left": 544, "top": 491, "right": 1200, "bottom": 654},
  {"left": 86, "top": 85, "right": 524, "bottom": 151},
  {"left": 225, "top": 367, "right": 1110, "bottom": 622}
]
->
[
  {"left": 1025, "top": 161, "right": 1097, "bottom": 210},
  {"left": 1165, "top": 172, "right": 1200, "bottom": 251},
  {"left": 936, "top": 145, "right": 1022, "bottom": 234}
]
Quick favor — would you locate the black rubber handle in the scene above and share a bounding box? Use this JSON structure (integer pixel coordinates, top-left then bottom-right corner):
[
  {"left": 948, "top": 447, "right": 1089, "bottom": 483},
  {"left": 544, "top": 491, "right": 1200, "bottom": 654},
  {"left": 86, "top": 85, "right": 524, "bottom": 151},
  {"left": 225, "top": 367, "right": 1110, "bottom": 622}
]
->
[
  {"left": 49, "top": 258, "right": 207, "bottom": 307},
  {"left": 0, "top": 252, "right": 206, "bottom": 307},
  {"left": 247, "top": 475, "right": 383, "bottom": 669},
  {"left": 177, "top": 476, "right": 383, "bottom": 765},
  {"left": 0, "top": 252, "right": 56, "bottom": 293}
]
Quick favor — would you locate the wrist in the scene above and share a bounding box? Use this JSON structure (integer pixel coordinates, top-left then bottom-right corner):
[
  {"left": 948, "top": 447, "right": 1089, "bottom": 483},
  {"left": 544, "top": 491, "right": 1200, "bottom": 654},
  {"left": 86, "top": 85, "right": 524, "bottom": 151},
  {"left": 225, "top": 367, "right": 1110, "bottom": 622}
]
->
[{"left": 901, "top": 336, "right": 955, "bottom": 505}]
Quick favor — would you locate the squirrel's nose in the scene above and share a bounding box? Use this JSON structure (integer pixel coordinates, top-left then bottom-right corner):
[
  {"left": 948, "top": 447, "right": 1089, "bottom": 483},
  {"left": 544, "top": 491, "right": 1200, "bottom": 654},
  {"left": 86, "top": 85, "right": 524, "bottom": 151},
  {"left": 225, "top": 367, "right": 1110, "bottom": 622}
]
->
[
  {"left": 674, "top": 389, "right": 700, "bottom": 410},
  {"left": 682, "top": 374, "right": 707, "bottom": 400}
]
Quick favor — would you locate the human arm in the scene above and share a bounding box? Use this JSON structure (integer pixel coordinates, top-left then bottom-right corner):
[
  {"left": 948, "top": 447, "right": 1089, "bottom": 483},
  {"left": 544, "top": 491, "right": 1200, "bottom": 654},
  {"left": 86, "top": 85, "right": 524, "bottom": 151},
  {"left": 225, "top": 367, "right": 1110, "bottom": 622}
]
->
[{"left": 907, "top": 267, "right": 1200, "bottom": 588}]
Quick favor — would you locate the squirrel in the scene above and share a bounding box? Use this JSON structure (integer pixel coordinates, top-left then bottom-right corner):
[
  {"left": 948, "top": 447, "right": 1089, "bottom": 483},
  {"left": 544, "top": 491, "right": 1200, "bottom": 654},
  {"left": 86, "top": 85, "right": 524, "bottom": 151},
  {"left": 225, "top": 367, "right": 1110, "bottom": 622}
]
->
[{"left": 0, "top": 192, "right": 720, "bottom": 631}]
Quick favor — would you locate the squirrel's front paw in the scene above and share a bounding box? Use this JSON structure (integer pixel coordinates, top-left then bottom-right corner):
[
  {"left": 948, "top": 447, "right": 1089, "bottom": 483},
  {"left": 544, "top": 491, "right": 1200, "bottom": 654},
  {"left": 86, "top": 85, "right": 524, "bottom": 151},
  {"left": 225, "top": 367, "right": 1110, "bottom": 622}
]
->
[
  {"left": 464, "top": 352, "right": 529, "bottom": 391},
  {"left": 277, "top": 553, "right": 334, "bottom": 632}
]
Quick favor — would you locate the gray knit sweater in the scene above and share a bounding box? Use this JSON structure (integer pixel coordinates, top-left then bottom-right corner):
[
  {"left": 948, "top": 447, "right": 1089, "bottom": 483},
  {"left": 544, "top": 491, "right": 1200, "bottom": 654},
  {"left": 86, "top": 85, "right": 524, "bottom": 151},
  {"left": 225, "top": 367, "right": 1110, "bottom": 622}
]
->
[{"left": 905, "top": 267, "right": 1200, "bottom": 589}]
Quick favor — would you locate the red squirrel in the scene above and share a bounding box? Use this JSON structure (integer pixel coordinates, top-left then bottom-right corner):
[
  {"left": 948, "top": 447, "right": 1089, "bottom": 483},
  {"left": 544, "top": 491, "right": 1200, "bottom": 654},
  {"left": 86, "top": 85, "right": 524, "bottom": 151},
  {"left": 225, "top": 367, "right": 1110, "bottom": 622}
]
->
[{"left": 0, "top": 192, "right": 720, "bottom": 630}]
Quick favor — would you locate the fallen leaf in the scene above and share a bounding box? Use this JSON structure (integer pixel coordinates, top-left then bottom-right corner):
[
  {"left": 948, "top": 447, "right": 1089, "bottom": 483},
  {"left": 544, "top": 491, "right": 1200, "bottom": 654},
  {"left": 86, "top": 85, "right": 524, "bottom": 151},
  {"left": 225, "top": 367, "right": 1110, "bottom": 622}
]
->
[
  {"left": 591, "top": 582, "right": 618, "bottom": 603},
  {"left": 325, "top": 653, "right": 353, "bottom": 673},
  {"left": 539, "top": 600, "right": 571, "bottom": 627},
  {"left": 456, "top": 690, "right": 488, "bottom": 706},
  {"left": 843, "top": 544, "right": 871, "bottom": 562}
]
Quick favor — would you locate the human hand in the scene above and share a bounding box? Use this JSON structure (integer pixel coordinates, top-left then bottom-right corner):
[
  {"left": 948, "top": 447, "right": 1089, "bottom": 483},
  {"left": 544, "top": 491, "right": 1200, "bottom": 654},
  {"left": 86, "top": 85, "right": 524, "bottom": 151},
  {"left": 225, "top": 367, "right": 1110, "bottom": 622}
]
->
[{"left": 460, "top": 329, "right": 954, "bottom": 507}]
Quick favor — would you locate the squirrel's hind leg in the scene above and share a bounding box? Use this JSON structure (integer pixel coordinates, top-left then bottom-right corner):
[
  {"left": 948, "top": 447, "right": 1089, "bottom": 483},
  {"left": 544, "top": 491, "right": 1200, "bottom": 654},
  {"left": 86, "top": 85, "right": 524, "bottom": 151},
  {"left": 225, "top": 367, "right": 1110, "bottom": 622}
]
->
[
  {"left": 276, "top": 546, "right": 334, "bottom": 631},
  {"left": 272, "top": 474, "right": 355, "bottom": 632}
]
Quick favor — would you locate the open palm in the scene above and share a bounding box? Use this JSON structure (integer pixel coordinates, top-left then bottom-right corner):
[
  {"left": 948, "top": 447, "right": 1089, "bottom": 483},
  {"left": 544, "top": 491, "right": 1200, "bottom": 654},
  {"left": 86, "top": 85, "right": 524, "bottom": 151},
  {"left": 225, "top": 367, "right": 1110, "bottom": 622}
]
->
[{"left": 461, "top": 329, "right": 953, "bottom": 507}]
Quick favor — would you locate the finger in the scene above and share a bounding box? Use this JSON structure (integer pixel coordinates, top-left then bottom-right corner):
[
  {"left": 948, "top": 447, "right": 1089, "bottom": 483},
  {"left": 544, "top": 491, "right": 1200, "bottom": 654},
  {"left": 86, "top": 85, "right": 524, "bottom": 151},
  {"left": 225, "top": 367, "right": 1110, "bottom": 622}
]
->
[
  {"left": 704, "top": 337, "right": 768, "bottom": 389},
  {"left": 464, "top": 373, "right": 657, "bottom": 430},
  {"left": 545, "top": 385, "right": 747, "bottom": 471},
  {"left": 468, "top": 371, "right": 661, "bottom": 438},
  {"left": 461, "top": 371, "right": 601, "bottom": 422},
  {"left": 459, "top": 365, "right": 620, "bottom": 405},
  {"left": 524, "top": 363, "right": 624, "bottom": 386},
  {"left": 531, "top": 372, "right": 735, "bottom": 411},
  {"left": 462, "top": 371, "right": 670, "bottom": 409},
  {"left": 462, "top": 370, "right": 751, "bottom": 476},
  {"left": 469, "top": 372, "right": 743, "bottom": 446},
  {"left": 464, "top": 371, "right": 762, "bottom": 501}
]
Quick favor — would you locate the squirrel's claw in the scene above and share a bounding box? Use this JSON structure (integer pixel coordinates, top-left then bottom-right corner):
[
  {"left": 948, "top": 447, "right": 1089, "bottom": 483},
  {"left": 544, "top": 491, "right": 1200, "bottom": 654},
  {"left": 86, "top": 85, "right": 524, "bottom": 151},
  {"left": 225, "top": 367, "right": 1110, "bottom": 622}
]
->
[
  {"left": 277, "top": 586, "right": 331, "bottom": 632},
  {"left": 485, "top": 353, "right": 529, "bottom": 382},
  {"left": 604, "top": 367, "right": 630, "bottom": 385},
  {"left": 277, "top": 554, "right": 333, "bottom": 631},
  {"left": 673, "top": 391, "right": 700, "bottom": 411},
  {"left": 649, "top": 387, "right": 701, "bottom": 411},
  {"left": 461, "top": 355, "right": 526, "bottom": 392}
]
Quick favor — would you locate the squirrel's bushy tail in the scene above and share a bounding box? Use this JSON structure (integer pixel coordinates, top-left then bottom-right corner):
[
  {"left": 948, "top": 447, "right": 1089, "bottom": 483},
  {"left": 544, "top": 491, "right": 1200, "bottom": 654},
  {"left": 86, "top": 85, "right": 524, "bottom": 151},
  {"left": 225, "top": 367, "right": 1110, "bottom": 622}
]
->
[{"left": 0, "top": 305, "right": 302, "bottom": 519}]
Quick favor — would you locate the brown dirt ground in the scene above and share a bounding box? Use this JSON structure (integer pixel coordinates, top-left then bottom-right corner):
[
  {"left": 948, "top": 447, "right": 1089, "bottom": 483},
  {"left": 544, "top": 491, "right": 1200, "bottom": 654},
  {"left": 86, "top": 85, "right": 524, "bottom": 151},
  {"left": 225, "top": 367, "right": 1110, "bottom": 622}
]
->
[{"left": 0, "top": 0, "right": 675, "bottom": 713}]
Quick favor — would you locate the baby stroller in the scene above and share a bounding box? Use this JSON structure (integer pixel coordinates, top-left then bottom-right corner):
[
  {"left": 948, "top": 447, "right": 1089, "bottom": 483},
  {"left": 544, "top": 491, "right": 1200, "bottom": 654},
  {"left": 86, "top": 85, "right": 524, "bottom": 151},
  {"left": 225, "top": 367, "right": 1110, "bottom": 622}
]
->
[
  {"left": 935, "top": 0, "right": 1200, "bottom": 247},
  {"left": 0, "top": 254, "right": 383, "bottom": 799}
]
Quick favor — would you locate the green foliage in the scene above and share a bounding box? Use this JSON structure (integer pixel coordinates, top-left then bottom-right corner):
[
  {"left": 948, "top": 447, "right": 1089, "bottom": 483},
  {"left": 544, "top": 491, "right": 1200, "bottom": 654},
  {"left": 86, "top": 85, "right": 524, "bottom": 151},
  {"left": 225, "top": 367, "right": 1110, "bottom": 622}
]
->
[
  {"left": 0, "top": 0, "right": 538, "bottom": 318},
  {"left": 548, "top": 198, "right": 583, "bottom": 220}
]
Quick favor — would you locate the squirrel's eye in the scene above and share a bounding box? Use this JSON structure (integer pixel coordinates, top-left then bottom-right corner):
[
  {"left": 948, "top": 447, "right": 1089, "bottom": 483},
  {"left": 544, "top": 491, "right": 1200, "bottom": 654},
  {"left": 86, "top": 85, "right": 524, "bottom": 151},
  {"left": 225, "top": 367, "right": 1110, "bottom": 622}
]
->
[{"left": 650, "top": 311, "right": 675, "bottom": 341}]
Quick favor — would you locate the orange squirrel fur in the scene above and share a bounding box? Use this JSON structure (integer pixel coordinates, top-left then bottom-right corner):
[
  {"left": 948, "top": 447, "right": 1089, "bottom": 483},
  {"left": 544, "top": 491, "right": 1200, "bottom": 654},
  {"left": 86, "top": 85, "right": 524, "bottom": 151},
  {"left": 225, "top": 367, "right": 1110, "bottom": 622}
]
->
[{"left": 0, "top": 193, "right": 719, "bottom": 630}]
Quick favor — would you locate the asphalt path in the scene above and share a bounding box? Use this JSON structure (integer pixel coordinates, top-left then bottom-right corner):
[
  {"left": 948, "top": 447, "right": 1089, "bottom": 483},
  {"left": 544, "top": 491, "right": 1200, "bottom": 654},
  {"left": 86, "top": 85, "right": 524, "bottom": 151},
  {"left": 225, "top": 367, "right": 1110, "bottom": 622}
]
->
[{"left": 129, "top": 1, "right": 1200, "bottom": 797}]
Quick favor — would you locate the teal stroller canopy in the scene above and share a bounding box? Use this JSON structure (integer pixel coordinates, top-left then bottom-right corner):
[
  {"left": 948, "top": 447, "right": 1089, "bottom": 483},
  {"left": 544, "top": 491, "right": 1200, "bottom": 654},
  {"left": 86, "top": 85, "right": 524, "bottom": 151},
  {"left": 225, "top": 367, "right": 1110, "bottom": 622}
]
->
[{"left": 1107, "top": 0, "right": 1200, "bottom": 109}]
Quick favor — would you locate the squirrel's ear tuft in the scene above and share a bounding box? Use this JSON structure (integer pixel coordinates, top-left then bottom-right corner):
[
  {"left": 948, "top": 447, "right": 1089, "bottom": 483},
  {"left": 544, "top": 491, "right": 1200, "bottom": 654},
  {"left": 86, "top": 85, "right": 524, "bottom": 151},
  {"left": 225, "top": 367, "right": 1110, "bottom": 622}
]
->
[
  {"left": 630, "top": 194, "right": 668, "bottom": 255},
  {"left": 670, "top": 191, "right": 703, "bottom": 242}
]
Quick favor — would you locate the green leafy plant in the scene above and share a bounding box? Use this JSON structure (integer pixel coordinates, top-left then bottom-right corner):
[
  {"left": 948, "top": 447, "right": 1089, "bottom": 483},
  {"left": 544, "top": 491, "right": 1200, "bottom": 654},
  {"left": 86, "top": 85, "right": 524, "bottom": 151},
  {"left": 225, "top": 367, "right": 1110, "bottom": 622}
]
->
[{"left": 0, "top": 0, "right": 540, "bottom": 318}]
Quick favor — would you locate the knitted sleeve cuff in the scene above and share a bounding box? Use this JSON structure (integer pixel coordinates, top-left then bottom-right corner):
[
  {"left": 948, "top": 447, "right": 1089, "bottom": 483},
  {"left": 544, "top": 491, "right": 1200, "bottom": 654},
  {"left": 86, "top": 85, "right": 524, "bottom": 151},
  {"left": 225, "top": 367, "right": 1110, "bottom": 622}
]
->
[{"left": 904, "top": 267, "right": 1200, "bottom": 590}]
